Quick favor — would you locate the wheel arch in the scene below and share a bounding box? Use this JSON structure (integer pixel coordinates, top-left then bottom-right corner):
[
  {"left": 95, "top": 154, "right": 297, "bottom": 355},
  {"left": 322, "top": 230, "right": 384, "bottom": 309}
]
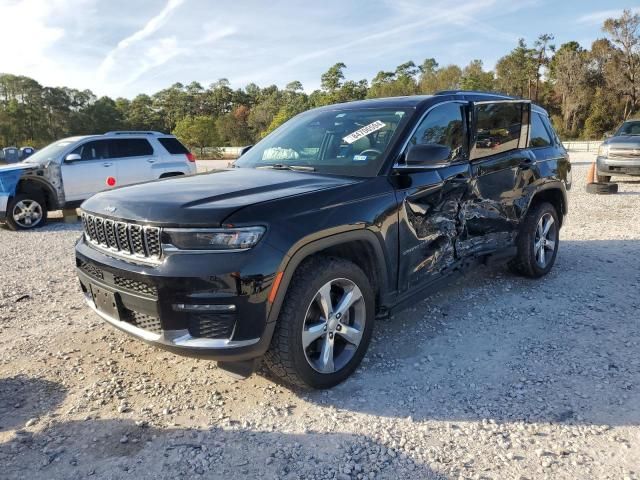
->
[
  {"left": 526, "top": 184, "right": 567, "bottom": 227},
  {"left": 16, "top": 178, "right": 59, "bottom": 211},
  {"left": 266, "top": 229, "right": 391, "bottom": 324}
]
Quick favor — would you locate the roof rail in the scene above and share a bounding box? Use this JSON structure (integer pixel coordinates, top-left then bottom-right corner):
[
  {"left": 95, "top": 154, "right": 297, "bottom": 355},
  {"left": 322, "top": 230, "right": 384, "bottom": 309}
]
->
[
  {"left": 103, "top": 131, "right": 166, "bottom": 136},
  {"left": 434, "top": 90, "right": 514, "bottom": 99}
]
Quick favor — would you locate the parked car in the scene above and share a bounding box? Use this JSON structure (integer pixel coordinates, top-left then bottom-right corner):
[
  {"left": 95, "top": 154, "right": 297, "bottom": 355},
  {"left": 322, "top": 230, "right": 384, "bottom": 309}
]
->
[
  {"left": 75, "top": 92, "right": 571, "bottom": 389},
  {"left": 597, "top": 119, "right": 640, "bottom": 182},
  {"left": 0, "top": 131, "right": 196, "bottom": 230}
]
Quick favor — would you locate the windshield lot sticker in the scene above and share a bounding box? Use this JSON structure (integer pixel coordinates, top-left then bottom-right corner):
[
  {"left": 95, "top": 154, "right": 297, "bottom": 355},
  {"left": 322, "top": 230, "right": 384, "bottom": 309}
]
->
[
  {"left": 353, "top": 155, "right": 368, "bottom": 161},
  {"left": 343, "top": 121, "right": 386, "bottom": 144}
]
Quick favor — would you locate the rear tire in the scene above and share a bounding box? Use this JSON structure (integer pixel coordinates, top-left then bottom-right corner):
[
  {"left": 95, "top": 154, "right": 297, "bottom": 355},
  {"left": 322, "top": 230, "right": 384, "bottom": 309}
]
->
[
  {"left": 264, "top": 256, "right": 375, "bottom": 389},
  {"left": 509, "top": 202, "right": 559, "bottom": 278},
  {"left": 5, "top": 192, "right": 48, "bottom": 231}
]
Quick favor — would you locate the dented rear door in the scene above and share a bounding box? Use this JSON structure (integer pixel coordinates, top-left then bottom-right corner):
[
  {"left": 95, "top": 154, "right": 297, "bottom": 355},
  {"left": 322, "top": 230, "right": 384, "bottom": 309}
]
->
[{"left": 456, "top": 100, "right": 533, "bottom": 257}]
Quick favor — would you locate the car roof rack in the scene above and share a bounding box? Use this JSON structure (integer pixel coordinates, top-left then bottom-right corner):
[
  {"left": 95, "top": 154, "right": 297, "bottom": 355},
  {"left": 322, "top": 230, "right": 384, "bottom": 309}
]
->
[
  {"left": 103, "top": 131, "right": 167, "bottom": 136},
  {"left": 434, "top": 90, "right": 514, "bottom": 99}
]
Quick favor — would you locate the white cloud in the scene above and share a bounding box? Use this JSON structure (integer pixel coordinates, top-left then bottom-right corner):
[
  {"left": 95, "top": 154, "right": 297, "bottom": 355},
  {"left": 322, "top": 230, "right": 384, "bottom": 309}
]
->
[
  {"left": 0, "top": 0, "right": 66, "bottom": 71},
  {"left": 97, "top": 0, "right": 187, "bottom": 85},
  {"left": 577, "top": 7, "right": 640, "bottom": 26}
]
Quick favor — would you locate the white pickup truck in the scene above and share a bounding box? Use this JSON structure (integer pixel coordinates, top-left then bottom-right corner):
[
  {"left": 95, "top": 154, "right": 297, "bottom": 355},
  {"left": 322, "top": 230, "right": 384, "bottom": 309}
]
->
[{"left": 0, "top": 131, "right": 197, "bottom": 230}]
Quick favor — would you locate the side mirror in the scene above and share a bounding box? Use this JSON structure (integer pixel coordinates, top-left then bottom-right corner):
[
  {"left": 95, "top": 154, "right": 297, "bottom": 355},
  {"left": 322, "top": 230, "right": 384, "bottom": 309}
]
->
[
  {"left": 404, "top": 144, "right": 451, "bottom": 167},
  {"left": 65, "top": 153, "right": 81, "bottom": 163},
  {"left": 239, "top": 145, "right": 253, "bottom": 157}
]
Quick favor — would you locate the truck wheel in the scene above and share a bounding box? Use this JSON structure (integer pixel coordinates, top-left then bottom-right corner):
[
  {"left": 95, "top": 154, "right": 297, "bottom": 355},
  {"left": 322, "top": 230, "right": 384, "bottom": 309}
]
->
[
  {"left": 264, "top": 256, "right": 375, "bottom": 389},
  {"left": 5, "top": 193, "right": 48, "bottom": 230},
  {"left": 508, "top": 202, "right": 559, "bottom": 278}
]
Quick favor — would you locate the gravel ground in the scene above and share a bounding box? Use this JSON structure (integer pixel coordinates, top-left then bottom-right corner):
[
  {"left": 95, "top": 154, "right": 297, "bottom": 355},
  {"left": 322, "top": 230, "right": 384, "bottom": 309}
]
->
[{"left": 1, "top": 152, "right": 639, "bottom": 480}]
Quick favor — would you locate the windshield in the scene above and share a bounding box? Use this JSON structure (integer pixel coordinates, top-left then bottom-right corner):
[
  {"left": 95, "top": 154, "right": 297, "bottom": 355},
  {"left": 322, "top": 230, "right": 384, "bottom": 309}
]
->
[
  {"left": 22, "top": 138, "right": 79, "bottom": 164},
  {"left": 615, "top": 121, "right": 640, "bottom": 136},
  {"left": 235, "top": 107, "right": 411, "bottom": 177}
]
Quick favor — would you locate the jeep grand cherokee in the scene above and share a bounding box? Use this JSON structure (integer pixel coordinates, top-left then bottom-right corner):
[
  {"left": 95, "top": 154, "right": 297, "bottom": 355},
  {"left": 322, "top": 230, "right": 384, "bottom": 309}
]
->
[{"left": 75, "top": 91, "right": 571, "bottom": 389}]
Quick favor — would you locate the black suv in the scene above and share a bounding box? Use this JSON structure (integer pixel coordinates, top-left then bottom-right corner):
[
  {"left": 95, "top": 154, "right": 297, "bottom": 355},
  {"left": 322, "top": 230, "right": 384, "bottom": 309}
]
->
[{"left": 75, "top": 91, "right": 571, "bottom": 389}]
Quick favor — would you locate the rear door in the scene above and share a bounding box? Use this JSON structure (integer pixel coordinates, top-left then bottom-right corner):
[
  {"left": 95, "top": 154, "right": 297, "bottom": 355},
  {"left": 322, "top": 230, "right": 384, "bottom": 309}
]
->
[
  {"left": 109, "top": 138, "right": 156, "bottom": 187},
  {"left": 456, "top": 100, "right": 532, "bottom": 257},
  {"left": 61, "top": 140, "right": 115, "bottom": 201}
]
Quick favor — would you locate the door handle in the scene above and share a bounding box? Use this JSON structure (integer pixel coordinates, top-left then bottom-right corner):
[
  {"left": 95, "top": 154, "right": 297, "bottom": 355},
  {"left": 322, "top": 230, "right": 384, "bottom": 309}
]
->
[
  {"left": 146, "top": 158, "right": 156, "bottom": 164},
  {"left": 102, "top": 162, "right": 113, "bottom": 167},
  {"left": 520, "top": 158, "right": 533, "bottom": 170}
]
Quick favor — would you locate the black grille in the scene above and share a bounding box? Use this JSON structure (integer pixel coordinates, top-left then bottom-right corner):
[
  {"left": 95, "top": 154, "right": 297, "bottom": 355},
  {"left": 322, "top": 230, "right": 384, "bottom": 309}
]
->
[
  {"left": 609, "top": 149, "right": 640, "bottom": 159},
  {"left": 188, "top": 313, "right": 235, "bottom": 339},
  {"left": 146, "top": 228, "right": 161, "bottom": 257},
  {"left": 113, "top": 275, "right": 158, "bottom": 297},
  {"left": 130, "top": 225, "right": 145, "bottom": 256},
  {"left": 81, "top": 213, "right": 162, "bottom": 261},
  {"left": 116, "top": 222, "right": 131, "bottom": 253},
  {"left": 122, "top": 309, "right": 162, "bottom": 334},
  {"left": 79, "top": 260, "right": 103, "bottom": 280},
  {"left": 104, "top": 220, "right": 117, "bottom": 249}
]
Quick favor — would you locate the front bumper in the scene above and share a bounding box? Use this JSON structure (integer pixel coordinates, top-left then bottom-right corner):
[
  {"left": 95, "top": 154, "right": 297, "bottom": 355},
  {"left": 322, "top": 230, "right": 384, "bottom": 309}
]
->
[
  {"left": 75, "top": 237, "right": 282, "bottom": 361},
  {"left": 597, "top": 156, "right": 640, "bottom": 176}
]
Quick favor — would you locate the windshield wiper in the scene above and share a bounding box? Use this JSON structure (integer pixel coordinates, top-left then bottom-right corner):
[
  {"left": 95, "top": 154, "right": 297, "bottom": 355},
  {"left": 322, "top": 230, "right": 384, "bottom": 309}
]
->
[{"left": 257, "top": 164, "right": 316, "bottom": 172}]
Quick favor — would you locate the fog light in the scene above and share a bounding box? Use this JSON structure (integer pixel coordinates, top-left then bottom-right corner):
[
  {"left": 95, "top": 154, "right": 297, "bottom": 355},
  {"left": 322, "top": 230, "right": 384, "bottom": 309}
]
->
[{"left": 173, "top": 304, "right": 236, "bottom": 312}]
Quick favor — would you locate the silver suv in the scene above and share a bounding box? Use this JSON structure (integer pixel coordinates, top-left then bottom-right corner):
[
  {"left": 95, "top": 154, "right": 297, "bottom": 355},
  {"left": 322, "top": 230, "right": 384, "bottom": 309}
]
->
[
  {"left": 597, "top": 119, "right": 640, "bottom": 182},
  {"left": 0, "top": 131, "right": 197, "bottom": 230}
]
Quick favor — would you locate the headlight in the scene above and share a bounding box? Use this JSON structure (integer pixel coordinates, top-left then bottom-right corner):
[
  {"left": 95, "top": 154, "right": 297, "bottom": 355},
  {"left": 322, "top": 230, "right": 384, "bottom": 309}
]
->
[
  {"left": 163, "top": 226, "right": 266, "bottom": 251},
  {"left": 598, "top": 144, "right": 609, "bottom": 157}
]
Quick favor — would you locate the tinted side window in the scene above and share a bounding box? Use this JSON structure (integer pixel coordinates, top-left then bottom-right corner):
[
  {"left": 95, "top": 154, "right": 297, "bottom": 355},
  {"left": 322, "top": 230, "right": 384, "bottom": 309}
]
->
[
  {"left": 410, "top": 102, "right": 465, "bottom": 161},
  {"left": 158, "top": 137, "right": 189, "bottom": 154},
  {"left": 111, "top": 139, "right": 153, "bottom": 158},
  {"left": 530, "top": 113, "right": 552, "bottom": 148},
  {"left": 473, "top": 103, "right": 523, "bottom": 159},
  {"left": 71, "top": 140, "right": 110, "bottom": 161}
]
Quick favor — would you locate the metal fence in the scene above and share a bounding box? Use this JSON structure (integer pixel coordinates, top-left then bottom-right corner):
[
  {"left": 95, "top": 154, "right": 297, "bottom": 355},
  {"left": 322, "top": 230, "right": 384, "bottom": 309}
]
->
[{"left": 562, "top": 141, "right": 602, "bottom": 152}]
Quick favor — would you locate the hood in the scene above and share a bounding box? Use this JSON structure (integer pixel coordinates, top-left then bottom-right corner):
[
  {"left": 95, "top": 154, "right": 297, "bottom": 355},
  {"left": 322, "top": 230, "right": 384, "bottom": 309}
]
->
[
  {"left": 604, "top": 135, "right": 640, "bottom": 149},
  {"left": 81, "top": 168, "right": 359, "bottom": 226},
  {"left": 0, "top": 163, "right": 37, "bottom": 173}
]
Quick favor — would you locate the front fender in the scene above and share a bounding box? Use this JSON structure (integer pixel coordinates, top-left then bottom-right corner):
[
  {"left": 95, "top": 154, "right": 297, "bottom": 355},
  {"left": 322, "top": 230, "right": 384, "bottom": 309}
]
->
[{"left": 265, "top": 228, "right": 390, "bottom": 324}]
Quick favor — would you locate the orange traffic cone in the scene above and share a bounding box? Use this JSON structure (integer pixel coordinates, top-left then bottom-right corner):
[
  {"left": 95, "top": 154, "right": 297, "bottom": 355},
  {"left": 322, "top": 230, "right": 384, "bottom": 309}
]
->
[{"left": 586, "top": 162, "right": 596, "bottom": 184}]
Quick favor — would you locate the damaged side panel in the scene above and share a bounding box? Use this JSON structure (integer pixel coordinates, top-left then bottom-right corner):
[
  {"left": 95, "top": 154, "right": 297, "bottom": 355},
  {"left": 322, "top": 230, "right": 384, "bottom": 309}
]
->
[
  {"left": 0, "top": 167, "right": 24, "bottom": 215},
  {"left": 0, "top": 162, "right": 63, "bottom": 219},
  {"left": 394, "top": 162, "right": 470, "bottom": 293}
]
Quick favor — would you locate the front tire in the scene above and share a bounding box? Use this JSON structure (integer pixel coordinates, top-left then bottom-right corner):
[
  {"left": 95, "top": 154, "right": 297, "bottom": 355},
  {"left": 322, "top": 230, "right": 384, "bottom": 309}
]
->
[
  {"left": 264, "top": 256, "right": 375, "bottom": 389},
  {"left": 509, "top": 202, "right": 559, "bottom": 278},
  {"left": 5, "top": 193, "right": 48, "bottom": 230}
]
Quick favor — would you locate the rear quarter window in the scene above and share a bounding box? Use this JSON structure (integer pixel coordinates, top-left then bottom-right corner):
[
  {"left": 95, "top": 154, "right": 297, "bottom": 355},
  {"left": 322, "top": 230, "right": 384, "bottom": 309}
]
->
[
  {"left": 529, "top": 113, "right": 553, "bottom": 148},
  {"left": 158, "top": 137, "right": 189, "bottom": 154}
]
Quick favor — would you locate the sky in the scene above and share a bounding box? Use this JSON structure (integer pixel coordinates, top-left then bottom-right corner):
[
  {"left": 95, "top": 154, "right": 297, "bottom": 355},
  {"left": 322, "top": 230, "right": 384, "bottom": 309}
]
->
[{"left": 0, "top": 0, "right": 637, "bottom": 99}]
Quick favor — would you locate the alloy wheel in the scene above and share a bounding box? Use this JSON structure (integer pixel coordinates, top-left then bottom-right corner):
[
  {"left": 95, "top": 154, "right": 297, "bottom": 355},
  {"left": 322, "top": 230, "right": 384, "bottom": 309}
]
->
[
  {"left": 12, "top": 199, "right": 43, "bottom": 228},
  {"left": 302, "top": 278, "right": 366, "bottom": 374},
  {"left": 534, "top": 212, "right": 557, "bottom": 268}
]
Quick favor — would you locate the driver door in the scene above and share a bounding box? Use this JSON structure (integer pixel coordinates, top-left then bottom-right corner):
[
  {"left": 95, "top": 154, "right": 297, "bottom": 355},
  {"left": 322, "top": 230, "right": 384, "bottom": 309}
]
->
[
  {"left": 393, "top": 101, "right": 471, "bottom": 293},
  {"left": 61, "top": 140, "right": 115, "bottom": 202}
]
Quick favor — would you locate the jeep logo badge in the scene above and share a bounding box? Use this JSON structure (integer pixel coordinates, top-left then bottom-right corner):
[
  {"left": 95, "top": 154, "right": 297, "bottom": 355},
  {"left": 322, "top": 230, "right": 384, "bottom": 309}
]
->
[{"left": 104, "top": 205, "right": 117, "bottom": 213}]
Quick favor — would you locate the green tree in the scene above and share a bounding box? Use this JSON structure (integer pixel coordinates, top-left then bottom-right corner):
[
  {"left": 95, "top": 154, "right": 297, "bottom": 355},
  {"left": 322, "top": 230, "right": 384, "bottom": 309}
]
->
[
  {"left": 460, "top": 60, "right": 495, "bottom": 91},
  {"left": 603, "top": 9, "right": 640, "bottom": 118},
  {"left": 173, "top": 116, "right": 219, "bottom": 155},
  {"left": 495, "top": 39, "right": 538, "bottom": 97}
]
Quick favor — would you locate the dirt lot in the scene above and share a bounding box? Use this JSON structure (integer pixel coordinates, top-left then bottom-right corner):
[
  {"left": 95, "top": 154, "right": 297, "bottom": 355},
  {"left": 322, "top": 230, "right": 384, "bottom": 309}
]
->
[{"left": 1, "top": 152, "right": 639, "bottom": 479}]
